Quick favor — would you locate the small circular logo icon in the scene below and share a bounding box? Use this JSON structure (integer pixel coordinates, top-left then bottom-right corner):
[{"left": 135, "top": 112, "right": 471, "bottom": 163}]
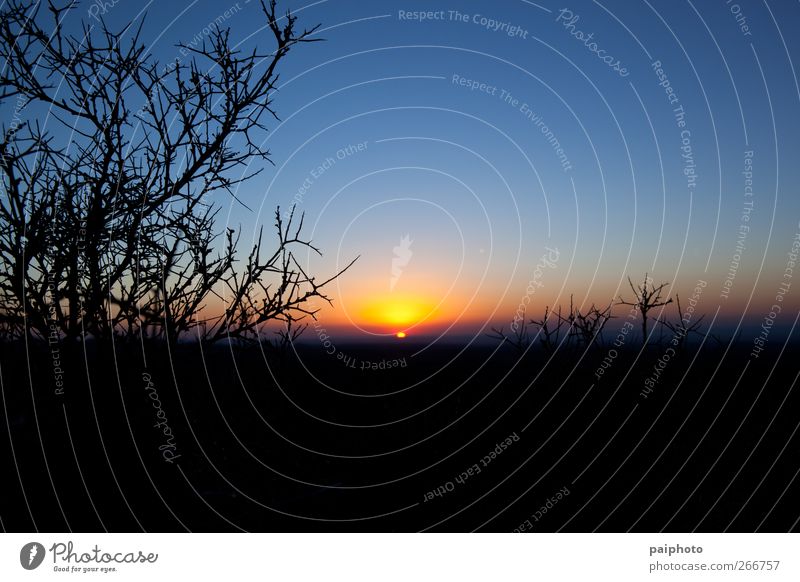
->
[{"left": 20, "top": 542, "right": 46, "bottom": 570}]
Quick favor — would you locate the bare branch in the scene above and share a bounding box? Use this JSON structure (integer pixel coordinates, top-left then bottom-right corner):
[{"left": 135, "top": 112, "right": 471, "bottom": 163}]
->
[
  {"left": 0, "top": 1, "right": 357, "bottom": 347},
  {"left": 618, "top": 273, "right": 673, "bottom": 344}
]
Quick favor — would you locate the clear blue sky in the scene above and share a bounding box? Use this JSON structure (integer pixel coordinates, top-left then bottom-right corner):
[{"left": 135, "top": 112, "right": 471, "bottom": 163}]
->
[{"left": 8, "top": 0, "right": 800, "bottom": 340}]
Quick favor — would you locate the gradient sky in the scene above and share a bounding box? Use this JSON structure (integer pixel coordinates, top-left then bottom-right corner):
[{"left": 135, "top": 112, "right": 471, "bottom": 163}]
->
[{"left": 7, "top": 0, "right": 800, "bottom": 341}]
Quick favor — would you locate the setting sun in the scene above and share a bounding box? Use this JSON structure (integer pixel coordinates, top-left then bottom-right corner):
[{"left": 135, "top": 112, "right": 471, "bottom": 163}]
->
[
  {"left": 396, "top": 331, "right": 407, "bottom": 339},
  {"left": 359, "top": 295, "right": 437, "bottom": 330}
]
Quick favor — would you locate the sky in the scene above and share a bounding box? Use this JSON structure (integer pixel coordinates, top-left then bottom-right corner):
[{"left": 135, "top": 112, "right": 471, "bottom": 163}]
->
[{"left": 5, "top": 0, "right": 800, "bottom": 342}]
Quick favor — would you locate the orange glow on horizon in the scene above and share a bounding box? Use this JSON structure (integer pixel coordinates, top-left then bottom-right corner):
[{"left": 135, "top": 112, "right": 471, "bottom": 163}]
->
[
  {"left": 396, "top": 331, "right": 407, "bottom": 338},
  {"left": 197, "top": 267, "right": 797, "bottom": 339},
  {"left": 358, "top": 294, "right": 438, "bottom": 331}
]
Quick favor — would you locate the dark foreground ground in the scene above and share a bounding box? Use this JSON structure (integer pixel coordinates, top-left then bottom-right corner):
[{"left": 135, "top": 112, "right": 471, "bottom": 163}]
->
[{"left": 1, "top": 334, "right": 799, "bottom": 532}]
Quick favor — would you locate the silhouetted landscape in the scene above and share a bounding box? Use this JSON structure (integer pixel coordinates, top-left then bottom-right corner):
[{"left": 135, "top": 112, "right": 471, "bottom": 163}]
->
[
  {"left": 3, "top": 332, "right": 799, "bottom": 531},
  {"left": 2, "top": 0, "right": 799, "bottom": 536}
]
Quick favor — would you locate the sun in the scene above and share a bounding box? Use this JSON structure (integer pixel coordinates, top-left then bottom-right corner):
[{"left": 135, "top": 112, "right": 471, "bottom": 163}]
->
[
  {"left": 360, "top": 296, "right": 435, "bottom": 330},
  {"left": 382, "top": 303, "right": 423, "bottom": 326},
  {"left": 395, "top": 331, "right": 407, "bottom": 339}
]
